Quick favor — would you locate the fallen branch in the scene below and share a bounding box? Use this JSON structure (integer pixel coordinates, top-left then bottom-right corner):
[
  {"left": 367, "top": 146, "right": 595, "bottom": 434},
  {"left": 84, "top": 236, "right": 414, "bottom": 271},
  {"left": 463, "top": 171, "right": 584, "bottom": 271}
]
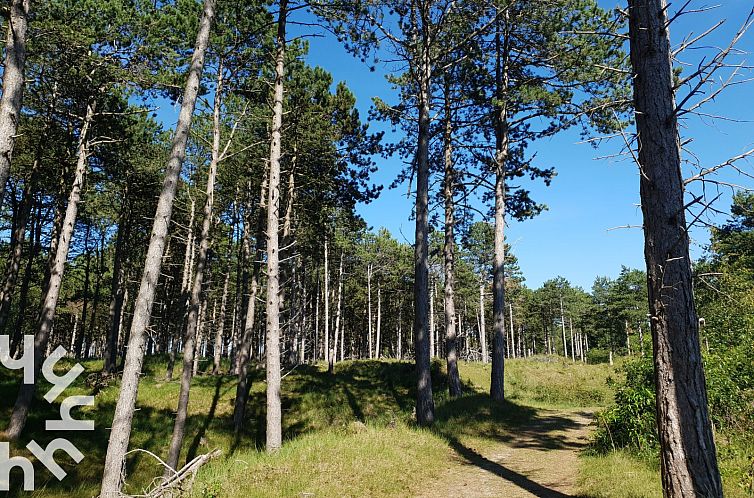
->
[{"left": 118, "top": 448, "right": 222, "bottom": 498}]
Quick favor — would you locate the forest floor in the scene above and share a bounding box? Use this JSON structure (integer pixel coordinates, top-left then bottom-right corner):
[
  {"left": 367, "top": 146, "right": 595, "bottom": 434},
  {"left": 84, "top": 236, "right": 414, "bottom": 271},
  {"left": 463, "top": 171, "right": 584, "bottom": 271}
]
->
[
  {"left": 12, "top": 355, "right": 750, "bottom": 497},
  {"left": 418, "top": 407, "right": 595, "bottom": 498}
]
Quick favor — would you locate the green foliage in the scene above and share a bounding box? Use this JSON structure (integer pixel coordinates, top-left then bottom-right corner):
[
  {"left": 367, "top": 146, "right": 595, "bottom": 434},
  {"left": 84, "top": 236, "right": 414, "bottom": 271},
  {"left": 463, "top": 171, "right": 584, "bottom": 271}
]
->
[{"left": 593, "top": 357, "right": 656, "bottom": 453}]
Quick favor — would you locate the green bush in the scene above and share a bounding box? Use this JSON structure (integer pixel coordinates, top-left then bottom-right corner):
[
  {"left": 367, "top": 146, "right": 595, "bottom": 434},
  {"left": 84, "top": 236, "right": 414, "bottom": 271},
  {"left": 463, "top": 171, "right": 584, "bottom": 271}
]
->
[{"left": 593, "top": 357, "right": 656, "bottom": 453}]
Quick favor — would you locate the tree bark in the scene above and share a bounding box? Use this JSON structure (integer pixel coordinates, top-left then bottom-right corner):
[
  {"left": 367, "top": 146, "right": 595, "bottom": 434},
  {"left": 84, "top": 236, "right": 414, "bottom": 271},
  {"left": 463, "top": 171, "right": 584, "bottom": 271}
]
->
[
  {"left": 165, "top": 65, "right": 223, "bottom": 471},
  {"left": 490, "top": 11, "right": 510, "bottom": 403},
  {"left": 99, "top": 2, "right": 215, "bottom": 494},
  {"left": 265, "top": 0, "right": 287, "bottom": 453},
  {"left": 104, "top": 198, "right": 130, "bottom": 374},
  {"left": 214, "top": 271, "right": 229, "bottom": 374},
  {"left": 413, "top": 47, "right": 435, "bottom": 425},
  {"left": 375, "top": 284, "right": 382, "bottom": 359},
  {"left": 627, "top": 1, "right": 722, "bottom": 495},
  {"left": 0, "top": 168, "right": 35, "bottom": 333},
  {"left": 442, "top": 79, "right": 461, "bottom": 397},
  {"left": 479, "top": 283, "right": 487, "bottom": 363},
  {"left": 5, "top": 101, "right": 95, "bottom": 440},
  {"left": 0, "top": 0, "right": 31, "bottom": 211},
  {"left": 324, "top": 239, "right": 330, "bottom": 363},
  {"left": 333, "top": 252, "right": 343, "bottom": 364}
]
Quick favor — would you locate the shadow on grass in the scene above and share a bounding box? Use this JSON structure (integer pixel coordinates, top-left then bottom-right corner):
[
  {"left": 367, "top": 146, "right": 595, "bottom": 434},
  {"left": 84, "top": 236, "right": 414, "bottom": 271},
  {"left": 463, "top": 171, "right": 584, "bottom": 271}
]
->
[{"left": 0, "top": 356, "right": 595, "bottom": 497}]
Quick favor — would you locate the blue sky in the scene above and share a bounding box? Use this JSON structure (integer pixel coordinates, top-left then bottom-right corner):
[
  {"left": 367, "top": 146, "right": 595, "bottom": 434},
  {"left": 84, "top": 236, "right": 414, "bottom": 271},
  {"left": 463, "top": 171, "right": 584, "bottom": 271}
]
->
[
  {"left": 154, "top": 2, "right": 754, "bottom": 290},
  {"left": 291, "top": 1, "right": 754, "bottom": 290}
]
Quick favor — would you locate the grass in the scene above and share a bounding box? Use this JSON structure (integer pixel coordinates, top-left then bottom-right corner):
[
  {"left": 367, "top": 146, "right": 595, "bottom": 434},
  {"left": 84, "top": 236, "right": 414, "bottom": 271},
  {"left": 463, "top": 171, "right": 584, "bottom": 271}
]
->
[
  {"left": 9, "top": 353, "right": 747, "bottom": 498},
  {"left": 2, "top": 354, "right": 613, "bottom": 497}
]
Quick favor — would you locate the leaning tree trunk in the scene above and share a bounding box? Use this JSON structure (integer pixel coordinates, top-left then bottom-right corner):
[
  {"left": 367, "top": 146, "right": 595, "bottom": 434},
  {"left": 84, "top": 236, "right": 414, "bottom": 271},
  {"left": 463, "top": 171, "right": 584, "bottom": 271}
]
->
[
  {"left": 0, "top": 0, "right": 31, "bottom": 211},
  {"left": 5, "top": 101, "right": 95, "bottom": 440},
  {"left": 442, "top": 77, "right": 461, "bottom": 397},
  {"left": 490, "top": 12, "right": 510, "bottom": 403},
  {"left": 627, "top": 1, "right": 722, "bottom": 496},
  {"left": 99, "top": 2, "right": 215, "bottom": 495},
  {"left": 265, "top": 0, "right": 287, "bottom": 453},
  {"left": 413, "top": 49, "right": 435, "bottom": 425},
  {"left": 164, "top": 66, "right": 223, "bottom": 472}
]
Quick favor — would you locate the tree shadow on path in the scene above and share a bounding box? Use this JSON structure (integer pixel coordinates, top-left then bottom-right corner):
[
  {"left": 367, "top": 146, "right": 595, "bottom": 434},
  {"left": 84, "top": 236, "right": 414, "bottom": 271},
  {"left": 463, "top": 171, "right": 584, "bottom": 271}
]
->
[{"left": 446, "top": 436, "right": 575, "bottom": 498}]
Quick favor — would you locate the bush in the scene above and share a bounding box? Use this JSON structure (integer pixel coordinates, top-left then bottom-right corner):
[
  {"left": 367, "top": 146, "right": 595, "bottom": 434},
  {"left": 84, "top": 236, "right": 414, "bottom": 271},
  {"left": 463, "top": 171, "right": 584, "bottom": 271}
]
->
[{"left": 593, "top": 357, "right": 656, "bottom": 453}]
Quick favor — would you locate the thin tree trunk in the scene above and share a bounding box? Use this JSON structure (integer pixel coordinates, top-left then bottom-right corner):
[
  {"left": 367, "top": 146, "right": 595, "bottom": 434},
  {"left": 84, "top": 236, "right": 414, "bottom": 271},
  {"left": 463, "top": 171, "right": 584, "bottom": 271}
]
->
[
  {"left": 429, "top": 278, "right": 435, "bottom": 359},
  {"left": 413, "top": 45, "right": 435, "bottom": 425},
  {"left": 333, "top": 252, "right": 343, "bottom": 364},
  {"left": 367, "top": 263, "right": 372, "bottom": 359},
  {"left": 560, "top": 296, "right": 567, "bottom": 358},
  {"left": 0, "top": 169, "right": 34, "bottom": 333},
  {"left": 442, "top": 77, "right": 461, "bottom": 396},
  {"left": 490, "top": 11, "right": 510, "bottom": 403},
  {"left": 75, "top": 225, "right": 92, "bottom": 358},
  {"left": 105, "top": 201, "right": 130, "bottom": 374},
  {"left": 10, "top": 192, "right": 40, "bottom": 355},
  {"left": 375, "top": 284, "right": 382, "bottom": 359},
  {"left": 165, "top": 63, "right": 223, "bottom": 471},
  {"left": 265, "top": 0, "right": 287, "bottom": 453},
  {"left": 5, "top": 101, "right": 95, "bottom": 440},
  {"left": 479, "top": 283, "right": 487, "bottom": 363},
  {"left": 99, "top": 2, "right": 215, "bottom": 494},
  {"left": 628, "top": 1, "right": 722, "bottom": 495},
  {"left": 0, "top": 0, "right": 31, "bottom": 210},
  {"left": 324, "top": 239, "right": 330, "bottom": 363},
  {"left": 214, "top": 271, "right": 229, "bottom": 374},
  {"left": 508, "top": 303, "right": 515, "bottom": 359}
]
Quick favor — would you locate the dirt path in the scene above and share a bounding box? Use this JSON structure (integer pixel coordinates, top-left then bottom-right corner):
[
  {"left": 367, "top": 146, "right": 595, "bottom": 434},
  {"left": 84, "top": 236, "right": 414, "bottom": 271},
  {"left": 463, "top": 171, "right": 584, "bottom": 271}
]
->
[{"left": 419, "top": 409, "right": 595, "bottom": 498}]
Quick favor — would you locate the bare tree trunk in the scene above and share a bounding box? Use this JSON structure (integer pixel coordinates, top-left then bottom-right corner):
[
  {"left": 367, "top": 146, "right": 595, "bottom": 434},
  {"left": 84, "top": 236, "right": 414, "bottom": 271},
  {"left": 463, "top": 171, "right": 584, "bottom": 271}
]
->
[
  {"left": 490, "top": 11, "right": 510, "bottom": 403},
  {"left": 165, "top": 62, "right": 224, "bottom": 470},
  {"left": 508, "top": 303, "right": 515, "bottom": 359},
  {"left": 4, "top": 101, "right": 95, "bottom": 440},
  {"left": 323, "top": 239, "right": 330, "bottom": 363},
  {"left": 442, "top": 80, "right": 461, "bottom": 396},
  {"left": 413, "top": 47, "right": 435, "bottom": 425},
  {"left": 367, "top": 262, "right": 372, "bottom": 359},
  {"left": 429, "top": 278, "right": 435, "bottom": 359},
  {"left": 479, "top": 283, "right": 487, "bottom": 363},
  {"left": 0, "top": 0, "right": 31, "bottom": 210},
  {"left": 99, "top": 2, "right": 215, "bottom": 494},
  {"left": 10, "top": 193, "right": 40, "bottom": 355},
  {"left": 333, "top": 252, "right": 343, "bottom": 364},
  {"left": 0, "top": 170, "right": 34, "bottom": 333},
  {"left": 75, "top": 225, "right": 92, "bottom": 359},
  {"left": 375, "top": 284, "right": 382, "bottom": 359},
  {"left": 214, "top": 271, "right": 229, "bottom": 374},
  {"left": 628, "top": 1, "right": 722, "bottom": 495},
  {"left": 559, "top": 296, "right": 567, "bottom": 358},
  {"left": 397, "top": 307, "right": 402, "bottom": 360},
  {"left": 265, "top": 0, "right": 287, "bottom": 453}
]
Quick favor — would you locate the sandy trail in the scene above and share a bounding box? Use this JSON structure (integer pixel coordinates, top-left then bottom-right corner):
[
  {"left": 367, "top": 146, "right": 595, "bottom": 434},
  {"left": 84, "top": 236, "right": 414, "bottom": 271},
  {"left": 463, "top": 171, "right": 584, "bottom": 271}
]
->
[{"left": 418, "top": 409, "right": 595, "bottom": 498}]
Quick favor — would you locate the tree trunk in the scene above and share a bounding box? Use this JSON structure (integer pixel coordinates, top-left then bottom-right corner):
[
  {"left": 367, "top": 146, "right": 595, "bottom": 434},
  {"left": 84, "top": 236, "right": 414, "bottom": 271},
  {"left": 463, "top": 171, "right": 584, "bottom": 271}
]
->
[
  {"left": 5, "top": 101, "right": 95, "bottom": 440},
  {"left": 214, "top": 271, "right": 229, "bottom": 374},
  {"left": 10, "top": 192, "right": 40, "bottom": 355},
  {"left": 165, "top": 65, "right": 223, "bottom": 470},
  {"left": 367, "top": 262, "right": 372, "bottom": 359},
  {"left": 413, "top": 49, "right": 435, "bottom": 425},
  {"left": 323, "top": 239, "right": 330, "bottom": 363},
  {"left": 442, "top": 79, "right": 461, "bottom": 397},
  {"left": 0, "top": 0, "right": 31, "bottom": 211},
  {"left": 479, "top": 283, "right": 487, "bottom": 363},
  {"left": 490, "top": 11, "right": 510, "bottom": 403},
  {"left": 560, "top": 296, "right": 567, "bottom": 358},
  {"left": 375, "top": 284, "right": 382, "bottom": 359},
  {"left": 0, "top": 169, "right": 35, "bottom": 333},
  {"left": 104, "top": 200, "right": 130, "bottom": 374},
  {"left": 628, "top": 1, "right": 722, "bottom": 495},
  {"left": 429, "top": 278, "right": 435, "bottom": 359},
  {"left": 75, "top": 225, "right": 92, "bottom": 359},
  {"left": 265, "top": 0, "right": 287, "bottom": 453},
  {"left": 99, "top": 2, "right": 215, "bottom": 494},
  {"left": 333, "top": 252, "right": 343, "bottom": 364}
]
